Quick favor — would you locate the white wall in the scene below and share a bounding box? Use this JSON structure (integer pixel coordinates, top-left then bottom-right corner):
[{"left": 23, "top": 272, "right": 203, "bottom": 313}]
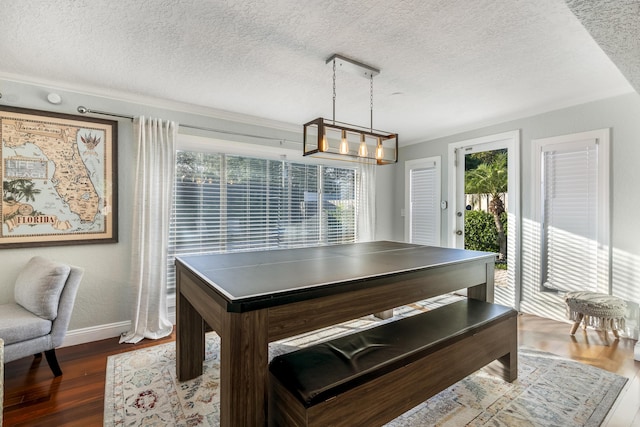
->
[
  {"left": 0, "top": 78, "right": 395, "bottom": 344},
  {"left": 373, "top": 165, "right": 397, "bottom": 241},
  {"left": 394, "top": 92, "right": 640, "bottom": 334}
]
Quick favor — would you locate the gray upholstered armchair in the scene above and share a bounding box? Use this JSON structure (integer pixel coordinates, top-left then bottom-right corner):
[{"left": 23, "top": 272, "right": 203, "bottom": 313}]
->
[{"left": 0, "top": 256, "right": 83, "bottom": 377}]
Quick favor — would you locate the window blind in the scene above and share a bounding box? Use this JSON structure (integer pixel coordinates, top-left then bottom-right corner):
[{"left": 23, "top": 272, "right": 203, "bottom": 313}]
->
[
  {"left": 409, "top": 163, "right": 439, "bottom": 246},
  {"left": 167, "top": 151, "right": 359, "bottom": 293},
  {"left": 542, "top": 140, "right": 598, "bottom": 292}
]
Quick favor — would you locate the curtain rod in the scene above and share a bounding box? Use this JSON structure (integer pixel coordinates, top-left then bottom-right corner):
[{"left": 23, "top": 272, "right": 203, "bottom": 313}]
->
[{"left": 76, "top": 106, "right": 301, "bottom": 144}]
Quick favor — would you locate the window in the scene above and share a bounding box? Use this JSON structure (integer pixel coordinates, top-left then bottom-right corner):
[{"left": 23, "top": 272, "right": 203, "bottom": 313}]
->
[
  {"left": 405, "top": 157, "right": 441, "bottom": 246},
  {"left": 533, "top": 129, "right": 610, "bottom": 293},
  {"left": 167, "top": 150, "right": 359, "bottom": 293}
]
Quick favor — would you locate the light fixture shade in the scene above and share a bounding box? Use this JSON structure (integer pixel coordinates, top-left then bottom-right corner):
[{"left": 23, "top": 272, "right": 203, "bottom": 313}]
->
[
  {"left": 303, "top": 118, "right": 398, "bottom": 165},
  {"left": 320, "top": 130, "right": 329, "bottom": 152},
  {"left": 375, "top": 137, "right": 384, "bottom": 160},
  {"left": 339, "top": 130, "right": 349, "bottom": 154},
  {"left": 358, "top": 134, "right": 368, "bottom": 157}
]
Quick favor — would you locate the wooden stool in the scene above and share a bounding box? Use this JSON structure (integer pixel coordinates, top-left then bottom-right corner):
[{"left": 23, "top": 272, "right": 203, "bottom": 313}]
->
[{"left": 565, "top": 291, "right": 626, "bottom": 342}]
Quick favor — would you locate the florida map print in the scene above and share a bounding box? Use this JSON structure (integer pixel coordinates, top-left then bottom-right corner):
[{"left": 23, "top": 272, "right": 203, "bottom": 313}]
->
[{"left": 1, "top": 108, "right": 116, "bottom": 246}]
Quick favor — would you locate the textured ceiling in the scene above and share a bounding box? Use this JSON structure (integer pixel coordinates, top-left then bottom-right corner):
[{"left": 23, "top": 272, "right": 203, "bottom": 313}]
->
[
  {"left": 0, "top": 0, "right": 635, "bottom": 144},
  {"left": 565, "top": 0, "right": 640, "bottom": 94}
]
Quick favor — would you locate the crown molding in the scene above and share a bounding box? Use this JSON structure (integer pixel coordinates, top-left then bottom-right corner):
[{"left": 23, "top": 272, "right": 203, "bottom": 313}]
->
[{"left": 0, "top": 72, "right": 301, "bottom": 134}]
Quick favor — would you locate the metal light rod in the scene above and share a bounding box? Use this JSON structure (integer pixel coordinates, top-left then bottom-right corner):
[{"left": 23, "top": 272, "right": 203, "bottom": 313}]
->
[{"left": 326, "top": 54, "right": 380, "bottom": 79}]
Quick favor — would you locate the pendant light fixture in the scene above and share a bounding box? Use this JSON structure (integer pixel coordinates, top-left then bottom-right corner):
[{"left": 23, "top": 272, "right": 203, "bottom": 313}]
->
[{"left": 303, "top": 54, "right": 398, "bottom": 164}]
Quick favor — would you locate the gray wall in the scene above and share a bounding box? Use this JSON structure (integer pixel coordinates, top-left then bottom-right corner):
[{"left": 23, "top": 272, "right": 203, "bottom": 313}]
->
[
  {"left": 4, "top": 76, "right": 638, "bottom": 340},
  {"left": 0, "top": 78, "right": 395, "bottom": 341},
  {"left": 395, "top": 92, "right": 640, "bottom": 331}
]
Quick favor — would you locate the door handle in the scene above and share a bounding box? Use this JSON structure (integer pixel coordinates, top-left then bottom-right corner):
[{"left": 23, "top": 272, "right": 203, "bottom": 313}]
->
[{"left": 456, "top": 230, "right": 463, "bottom": 236}]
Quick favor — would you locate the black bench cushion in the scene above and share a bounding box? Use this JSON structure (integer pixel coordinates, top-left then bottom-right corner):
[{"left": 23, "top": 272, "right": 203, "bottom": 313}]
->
[{"left": 269, "top": 299, "right": 517, "bottom": 407}]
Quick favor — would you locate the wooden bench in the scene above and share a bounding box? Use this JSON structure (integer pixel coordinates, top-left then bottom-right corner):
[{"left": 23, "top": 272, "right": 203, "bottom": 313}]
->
[{"left": 268, "top": 298, "right": 518, "bottom": 427}]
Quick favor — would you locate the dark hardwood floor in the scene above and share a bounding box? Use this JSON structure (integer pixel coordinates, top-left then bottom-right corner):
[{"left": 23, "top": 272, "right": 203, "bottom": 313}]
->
[
  {"left": 3, "top": 333, "right": 175, "bottom": 427},
  {"left": 3, "top": 314, "right": 639, "bottom": 426}
]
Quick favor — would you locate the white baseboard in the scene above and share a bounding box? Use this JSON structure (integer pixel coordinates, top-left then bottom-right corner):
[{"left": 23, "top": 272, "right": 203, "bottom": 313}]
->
[
  {"left": 62, "top": 321, "right": 131, "bottom": 347},
  {"left": 62, "top": 307, "right": 176, "bottom": 348}
]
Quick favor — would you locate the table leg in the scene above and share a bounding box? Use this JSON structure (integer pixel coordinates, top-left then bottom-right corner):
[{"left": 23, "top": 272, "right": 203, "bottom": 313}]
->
[
  {"left": 467, "top": 260, "right": 495, "bottom": 303},
  {"left": 569, "top": 313, "right": 583, "bottom": 335},
  {"left": 177, "top": 291, "right": 205, "bottom": 381},
  {"left": 612, "top": 322, "right": 620, "bottom": 339},
  {"left": 374, "top": 309, "right": 394, "bottom": 320},
  {"left": 583, "top": 315, "right": 589, "bottom": 330},
  {"left": 220, "top": 309, "right": 269, "bottom": 427}
]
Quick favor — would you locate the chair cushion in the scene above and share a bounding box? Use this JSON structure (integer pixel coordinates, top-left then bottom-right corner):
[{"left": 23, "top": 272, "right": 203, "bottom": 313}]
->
[
  {"left": 0, "top": 303, "right": 52, "bottom": 345},
  {"left": 14, "top": 256, "right": 71, "bottom": 320}
]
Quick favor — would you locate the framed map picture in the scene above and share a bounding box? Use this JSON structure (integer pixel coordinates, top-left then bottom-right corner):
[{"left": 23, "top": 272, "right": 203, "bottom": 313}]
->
[{"left": 1, "top": 106, "right": 117, "bottom": 247}]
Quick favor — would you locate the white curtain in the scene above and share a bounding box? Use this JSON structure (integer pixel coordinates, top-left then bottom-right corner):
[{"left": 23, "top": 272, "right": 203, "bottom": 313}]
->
[
  {"left": 120, "top": 116, "right": 177, "bottom": 344},
  {"left": 357, "top": 163, "right": 376, "bottom": 241}
]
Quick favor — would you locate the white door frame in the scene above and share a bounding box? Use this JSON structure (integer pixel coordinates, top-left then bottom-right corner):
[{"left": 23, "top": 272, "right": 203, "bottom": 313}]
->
[{"left": 447, "top": 130, "right": 521, "bottom": 307}]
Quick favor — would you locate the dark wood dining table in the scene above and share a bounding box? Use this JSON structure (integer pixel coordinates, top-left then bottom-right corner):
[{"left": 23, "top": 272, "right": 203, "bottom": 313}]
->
[{"left": 175, "top": 240, "right": 496, "bottom": 427}]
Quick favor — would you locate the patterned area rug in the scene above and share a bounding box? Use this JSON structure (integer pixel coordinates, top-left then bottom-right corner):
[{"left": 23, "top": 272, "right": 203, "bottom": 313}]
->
[{"left": 104, "top": 315, "right": 627, "bottom": 426}]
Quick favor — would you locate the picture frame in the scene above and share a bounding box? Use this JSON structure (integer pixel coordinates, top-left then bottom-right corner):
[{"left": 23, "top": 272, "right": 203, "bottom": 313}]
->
[{"left": 1, "top": 106, "right": 118, "bottom": 248}]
